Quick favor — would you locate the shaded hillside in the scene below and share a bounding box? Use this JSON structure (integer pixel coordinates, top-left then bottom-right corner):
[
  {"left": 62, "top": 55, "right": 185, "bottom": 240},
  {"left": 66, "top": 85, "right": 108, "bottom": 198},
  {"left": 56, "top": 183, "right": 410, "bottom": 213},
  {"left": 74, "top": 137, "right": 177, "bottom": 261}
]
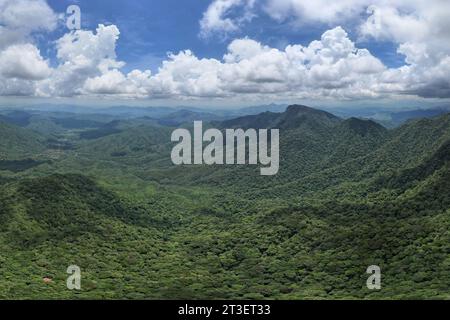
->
[
  {"left": 374, "top": 140, "right": 450, "bottom": 192},
  {"left": 0, "top": 174, "right": 180, "bottom": 299},
  {"left": 1, "top": 169, "right": 448, "bottom": 299},
  {"left": 0, "top": 111, "right": 32, "bottom": 127},
  {"left": 0, "top": 105, "right": 449, "bottom": 300},
  {"left": 78, "top": 125, "right": 172, "bottom": 162},
  {"left": 0, "top": 122, "right": 45, "bottom": 159},
  {"left": 182, "top": 106, "right": 387, "bottom": 190},
  {"left": 322, "top": 118, "right": 389, "bottom": 167},
  {"left": 190, "top": 108, "right": 450, "bottom": 202},
  {"left": 338, "top": 117, "right": 387, "bottom": 138},
  {"left": 220, "top": 105, "right": 340, "bottom": 130}
]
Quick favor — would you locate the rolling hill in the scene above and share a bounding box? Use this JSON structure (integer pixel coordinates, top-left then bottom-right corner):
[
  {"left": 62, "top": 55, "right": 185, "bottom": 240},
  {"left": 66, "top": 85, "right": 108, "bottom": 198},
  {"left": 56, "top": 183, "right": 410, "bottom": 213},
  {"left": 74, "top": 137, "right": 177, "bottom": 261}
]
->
[
  {"left": 0, "top": 121, "right": 46, "bottom": 159},
  {"left": 0, "top": 105, "right": 449, "bottom": 299}
]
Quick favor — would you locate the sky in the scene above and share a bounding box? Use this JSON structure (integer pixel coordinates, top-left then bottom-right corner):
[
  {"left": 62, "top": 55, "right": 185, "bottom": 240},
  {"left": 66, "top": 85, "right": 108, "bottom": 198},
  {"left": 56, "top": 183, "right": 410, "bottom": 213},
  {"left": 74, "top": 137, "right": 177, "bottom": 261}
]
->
[{"left": 0, "top": 0, "right": 450, "bottom": 108}]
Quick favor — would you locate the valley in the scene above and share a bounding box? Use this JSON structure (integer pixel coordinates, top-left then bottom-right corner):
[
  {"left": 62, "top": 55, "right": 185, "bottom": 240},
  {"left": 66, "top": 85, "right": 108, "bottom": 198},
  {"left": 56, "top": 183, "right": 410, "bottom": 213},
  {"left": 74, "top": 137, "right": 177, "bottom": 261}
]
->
[{"left": 0, "top": 105, "right": 449, "bottom": 299}]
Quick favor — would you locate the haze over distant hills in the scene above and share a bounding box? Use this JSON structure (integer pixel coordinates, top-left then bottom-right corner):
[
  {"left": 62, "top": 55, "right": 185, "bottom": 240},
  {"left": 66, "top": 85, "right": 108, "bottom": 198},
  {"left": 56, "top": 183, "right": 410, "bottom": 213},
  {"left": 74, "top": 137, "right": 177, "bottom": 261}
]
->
[{"left": 2, "top": 103, "right": 449, "bottom": 128}]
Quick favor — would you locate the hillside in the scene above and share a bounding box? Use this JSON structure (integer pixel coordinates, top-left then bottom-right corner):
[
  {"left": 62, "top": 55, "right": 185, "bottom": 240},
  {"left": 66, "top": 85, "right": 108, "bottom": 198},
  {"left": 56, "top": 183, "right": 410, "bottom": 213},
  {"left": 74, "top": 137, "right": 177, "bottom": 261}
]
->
[
  {"left": 0, "top": 121, "right": 46, "bottom": 160},
  {"left": 220, "top": 105, "right": 340, "bottom": 130},
  {"left": 0, "top": 174, "right": 179, "bottom": 299},
  {"left": 0, "top": 105, "right": 449, "bottom": 299}
]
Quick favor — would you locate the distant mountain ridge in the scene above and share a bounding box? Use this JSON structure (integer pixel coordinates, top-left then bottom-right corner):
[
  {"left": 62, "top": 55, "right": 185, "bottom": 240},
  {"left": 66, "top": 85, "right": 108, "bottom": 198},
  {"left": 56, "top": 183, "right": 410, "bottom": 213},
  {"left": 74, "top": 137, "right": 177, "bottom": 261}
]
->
[
  {"left": 0, "top": 103, "right": 450, "bottom": 299},
  {"left": 219, "top": 105, "right": 340, "bottom": 130},
  {"left": 3, "top": 103, "right": 449, "bottom": 129},
  {"left": 157, "top": 109, "right": 229, "bottom": 127},
  {"left": 338, "top": 117, "right": 387, "bottom": 137}
]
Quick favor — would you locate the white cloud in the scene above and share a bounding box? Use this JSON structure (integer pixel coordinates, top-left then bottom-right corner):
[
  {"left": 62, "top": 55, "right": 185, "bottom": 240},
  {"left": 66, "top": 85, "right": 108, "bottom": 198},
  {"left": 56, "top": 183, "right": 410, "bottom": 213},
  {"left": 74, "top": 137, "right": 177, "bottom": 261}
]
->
[
  {"left": 224, "top": 38, "right": 271, "bottom": 63},
  {"left": 0, "top": 0, "right": 449, "bottom": 102},
  {"left": 108, "top": 27, "right": 387, "bottom": 100},
  {"left": 0, "top": 0, "right": 58, "bottom": 49},
  {"left": 200, "top": 0, "right": 372, "bottom": 37},
  {"left": 83, "top": 69, "right": 153, "bottom": 97},
  {"left": 263, "top": 0, "right": 368, "bottom": 24},
  {"left": 0, "top": 78, "right": 37, "bottom": 96},
  {"left": 147, "top": 50, "right": 225, "bottom": 98},
  {"left": 197, "top": 0, "right": 450, "bottom": 100},
  {"left": 56, "top": 24, "right": 120, "bottom": 65},
  {"left": 358, "top": 1, "right": 450, "bottom": 98},
  {"left": 39, "top": 24, "right": 125, "bottom": 97},
  {"left": 0, "top": 44, "right": 51, "bottom": 80},
  {"left": 200, "top": 0, "right": 256, "bottom": 39},
  {"left": 41, "top": 24, "right": 155, "bottom": 98},
  {"left": 83, "top": 70, "right": 128, "bottom": 95},
  {"left": 0, "top": 0, "right": 56, "bottom": 96}
]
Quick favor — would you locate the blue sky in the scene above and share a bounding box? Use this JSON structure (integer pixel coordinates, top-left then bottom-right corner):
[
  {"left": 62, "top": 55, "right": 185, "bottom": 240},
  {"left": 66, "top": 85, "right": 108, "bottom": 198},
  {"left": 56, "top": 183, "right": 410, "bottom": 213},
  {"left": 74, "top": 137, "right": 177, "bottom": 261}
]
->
[
  {"left": 48, "top": 0, "right": 213, "bottom": 72},
  {"left": 0, "top": 0, "right": 449, "bottom": 108},
  {"left": 43, "top": 0, "right": 218, "bottom": 73},
  {"left": 45, "top": 0, "right": 405, "bottom": 71}
]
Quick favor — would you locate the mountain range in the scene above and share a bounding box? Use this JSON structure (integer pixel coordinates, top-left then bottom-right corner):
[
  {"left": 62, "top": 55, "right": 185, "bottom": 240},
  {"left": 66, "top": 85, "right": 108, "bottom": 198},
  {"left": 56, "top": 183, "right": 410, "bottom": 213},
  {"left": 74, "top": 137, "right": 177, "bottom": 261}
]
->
[{"left": 0, "top": 104, "right": 449, "bottom": 299}]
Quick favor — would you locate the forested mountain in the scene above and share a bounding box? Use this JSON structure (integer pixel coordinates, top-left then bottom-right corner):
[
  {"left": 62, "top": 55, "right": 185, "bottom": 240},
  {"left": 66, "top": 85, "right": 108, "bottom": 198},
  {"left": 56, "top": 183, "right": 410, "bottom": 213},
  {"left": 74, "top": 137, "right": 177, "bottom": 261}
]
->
[
  {"left": 220, "top": 105, "right": 340, "bottom": 130},
  {"left": 0, "top": 105, "right": 449, "bottom": 299},
  {"left": 0, "top": 121, "right": 46, "bottom": 159}
]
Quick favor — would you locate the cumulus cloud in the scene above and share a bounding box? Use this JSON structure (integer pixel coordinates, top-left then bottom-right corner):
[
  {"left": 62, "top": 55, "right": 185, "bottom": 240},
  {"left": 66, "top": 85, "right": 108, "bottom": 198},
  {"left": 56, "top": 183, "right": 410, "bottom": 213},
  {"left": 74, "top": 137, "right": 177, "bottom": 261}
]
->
[
  {"left": 263, "top": 0, "right": 368, "bottom": 24},
  {"left": 79, "top": 27, "right": 388, "bottom": 100},
  {"left": 0, "top": 0, "right": 57, "bottom": 96},
  {"left": 200, "top": 0, "right": 256, "bottom": 39},
  {"left": 0, "top": 0, "right": 449, "bottom": 102},
  {"left": 42, "top": 24, "right": 126, "bottom": 97},
  {"left": 0, "top": 44, "right": 51, "bottom": 80},
  {"left": 0, "top": 0, "right": 58, "bottom": 49},
  {"left": 198, "top": 0, "right": 450, "bottom": 100},
  {"left": 83, "top": 69, "right": 153, "bottom": 97},
  {"left": 358, "top": 1, "right": 450, "bottom": 98},
  {"left": 0, "top": 78, "right": 37, "bottom": 96},
  {"left": 199, "top": 0, "right": 370, "bottom": 37}
]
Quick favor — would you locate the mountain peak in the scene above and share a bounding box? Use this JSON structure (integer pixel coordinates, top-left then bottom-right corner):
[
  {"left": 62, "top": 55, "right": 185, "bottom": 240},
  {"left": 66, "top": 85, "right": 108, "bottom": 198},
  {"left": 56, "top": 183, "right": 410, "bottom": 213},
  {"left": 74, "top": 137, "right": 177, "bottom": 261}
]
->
[
  {"left": 340, "top": 117, "right": 387, "bottom": 137},
  {"left": 285, "top": 104, "right": 341, "bottom": 122},
  {"left": 286, "top": 104, "right": 316, "bottom": 113},
  {"left": 220, "top": 104, "right": 341, "bottom": 130},
  {"left": 277, "top": 105, "right": 341, "bottom": 130}
]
